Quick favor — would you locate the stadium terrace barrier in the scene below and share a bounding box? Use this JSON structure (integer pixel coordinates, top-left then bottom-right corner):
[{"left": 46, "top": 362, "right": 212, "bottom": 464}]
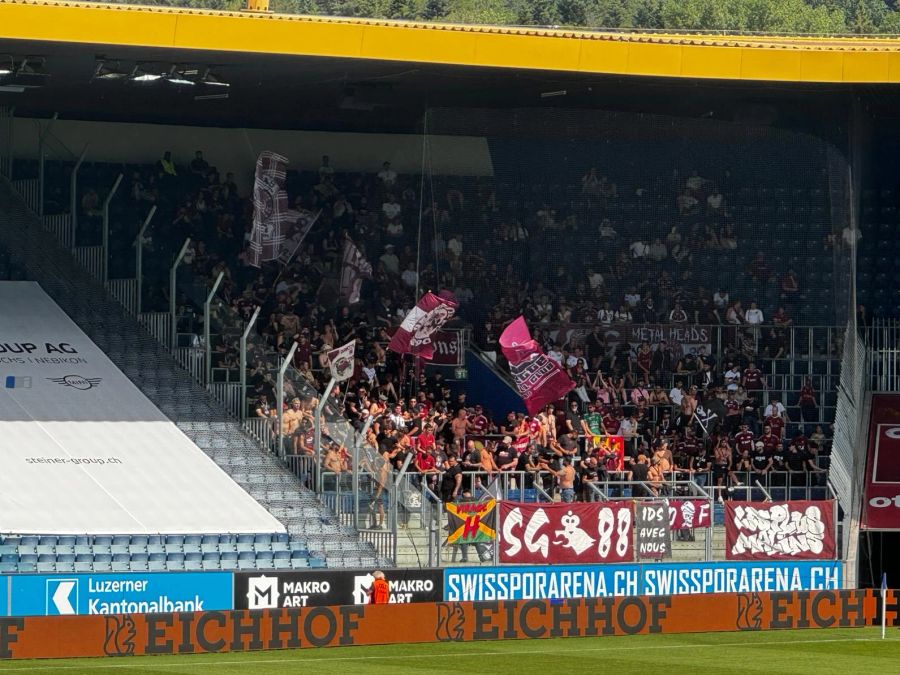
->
[{"left": 0, "top": 590, "right": 893, "bottom": 660}]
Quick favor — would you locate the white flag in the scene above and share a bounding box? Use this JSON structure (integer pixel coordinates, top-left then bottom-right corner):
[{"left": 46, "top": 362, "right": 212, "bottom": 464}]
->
[{"left": 327, "top": 340, "right": 356, "bottom": 382}]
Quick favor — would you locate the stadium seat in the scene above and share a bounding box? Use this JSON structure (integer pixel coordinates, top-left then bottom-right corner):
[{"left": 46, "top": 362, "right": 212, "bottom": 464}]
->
[{"left": 112, "top": 554, "right": 131, "bottom": 572}]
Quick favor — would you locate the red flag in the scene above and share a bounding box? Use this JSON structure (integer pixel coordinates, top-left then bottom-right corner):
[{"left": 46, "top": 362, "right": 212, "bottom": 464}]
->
[
  {"left": 388, "top": 292, "right": 457, "bottom": 360},
  {"left": 500, "top": 316, "right": 575, "bottom": 416}
]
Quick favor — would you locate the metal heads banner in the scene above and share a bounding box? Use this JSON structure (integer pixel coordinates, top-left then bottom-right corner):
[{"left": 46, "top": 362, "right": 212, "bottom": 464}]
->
[
  {"left": 499, "top": 502, "right": 634, "bottom": 565},
  {"left": 234, "top": 569, "right": 443, "bottom": 610},
  {"left": 635, "top": 502, "right": 671, "bottom": 559},
  {"left": 725, "top": 501, "right": 836, "bottom": 561},
  {"left": 0, "top": 590, "right": 889, "bottom": 660},
  {"left": 446, "top": 499, "right": 497, "bottom": 545}
]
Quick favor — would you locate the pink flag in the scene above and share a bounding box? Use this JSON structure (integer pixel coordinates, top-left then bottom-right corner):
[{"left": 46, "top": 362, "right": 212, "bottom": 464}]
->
[
  {"left": 388, "top": 292, "right": 458, "bottom": 360},
  {"left": 500, "top": 316, "right": 575, "bottom": 416}
]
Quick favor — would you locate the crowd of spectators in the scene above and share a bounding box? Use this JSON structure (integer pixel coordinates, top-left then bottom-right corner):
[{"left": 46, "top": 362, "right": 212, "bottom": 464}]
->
[{"left": 102, "top": 146, "right": 835, "bottom": 505}]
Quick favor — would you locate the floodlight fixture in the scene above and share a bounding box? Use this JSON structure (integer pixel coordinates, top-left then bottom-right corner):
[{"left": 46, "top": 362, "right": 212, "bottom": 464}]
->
[{"left": 92, "top": 60, "right": 129, "bottom": 81}]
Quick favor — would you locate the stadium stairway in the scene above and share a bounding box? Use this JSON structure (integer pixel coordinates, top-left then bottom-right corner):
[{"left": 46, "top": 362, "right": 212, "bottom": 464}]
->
[{"left": 0, "top": 179, "right": 384, "bottom": 569}]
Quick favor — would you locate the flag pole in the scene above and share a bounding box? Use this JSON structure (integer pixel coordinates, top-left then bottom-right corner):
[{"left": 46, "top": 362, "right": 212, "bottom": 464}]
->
[{"left": 882, "top": 572, "right": 888, "bottom": 640}]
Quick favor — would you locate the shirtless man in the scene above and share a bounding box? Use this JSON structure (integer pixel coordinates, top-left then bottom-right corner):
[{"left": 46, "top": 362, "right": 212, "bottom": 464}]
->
[
  {"left": 451, "top": 408, "right": 469, "bottom": 445},
  {"left": 282, "top": 398, "right": 303, "bottom": 453},
  {"left": 553, "top": 458, "right": 577, "bottom": 503}
]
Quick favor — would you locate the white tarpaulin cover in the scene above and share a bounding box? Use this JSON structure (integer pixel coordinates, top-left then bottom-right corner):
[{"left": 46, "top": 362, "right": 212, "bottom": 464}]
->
[{"left": 0, "top": 282, "right": 285, "bottom": 535}]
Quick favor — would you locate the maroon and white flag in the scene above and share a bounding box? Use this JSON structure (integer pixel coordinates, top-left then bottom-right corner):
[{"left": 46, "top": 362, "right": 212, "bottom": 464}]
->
[
  {"left": 388, "top": 292, "right": 458, "bottom": 360},
  {"left": 339, "top": 238, "right": 372, "bottom": 305},
  {"left": 327, "top": 340, "right": 356, "bottom": 382},
  {"left": 499, "top": 316, "right": 575, "bottom": 416},
  {"left": 725, "top": 501, "right": 836, "bottom": 560},
  {"left": 248, "top": 151, "right": 298, "bottom": 268},
  {"left": 500, "top": 501, "right": 634, "bottom": 564}
]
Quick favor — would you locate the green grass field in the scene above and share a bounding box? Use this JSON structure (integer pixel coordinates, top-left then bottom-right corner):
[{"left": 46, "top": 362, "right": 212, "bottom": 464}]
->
[{"left": 1, "top": 628, "right": 897, "bottom": 674}]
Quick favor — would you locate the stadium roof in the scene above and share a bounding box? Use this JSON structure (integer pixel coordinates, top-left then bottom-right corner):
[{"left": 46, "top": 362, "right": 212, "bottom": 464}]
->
[
  {"left": 2, "top": 0, "right": 900, "bottom": 132},
  {"left": 5, "top": 0, "right": 900, "bottom": 83}
]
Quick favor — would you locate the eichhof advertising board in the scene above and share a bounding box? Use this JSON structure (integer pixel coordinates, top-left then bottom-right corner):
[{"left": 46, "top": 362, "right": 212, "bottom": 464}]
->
[
  {"left": 443, "top": 561, "right": 843, "bottom": 602},
  {"left": 0, "top": 590, "right": 891, "bottom": 660},
  {"left": 233, "top": 568, "right": 443, "bottom": 610},
  {"left": 8, "top": 572, "right": 233, "bottom": 617}
]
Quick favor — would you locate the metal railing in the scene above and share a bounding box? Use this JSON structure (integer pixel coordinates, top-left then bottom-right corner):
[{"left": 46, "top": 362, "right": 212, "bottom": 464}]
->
[
  {"left": 73, "top": 245, "right": 103, "bottom": 280},
  {"left": 106, "top": 278, "right": 138, "bottom": 316},
  {"left": 869, "top": 317, "right": 900, "bottom": 391},
  {"left": 42, "top": 214, "right": 71, "bottom": 249},
  {"left": 138, "top": 312, "right": 172, "bottom": 350}
]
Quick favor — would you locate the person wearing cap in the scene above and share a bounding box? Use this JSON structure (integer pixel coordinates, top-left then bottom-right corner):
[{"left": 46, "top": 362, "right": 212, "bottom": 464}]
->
[
  {"left": 494, "top": 437, "right": 518, "bottom": 473},
  {"left": 751, "top": 440, "right": 773, "bottom": 478}
]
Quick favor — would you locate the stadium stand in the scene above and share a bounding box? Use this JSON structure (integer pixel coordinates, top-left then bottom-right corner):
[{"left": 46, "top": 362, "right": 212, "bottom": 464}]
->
[{"left": 3, "top": 106, "right": 842, "bottom": 515}]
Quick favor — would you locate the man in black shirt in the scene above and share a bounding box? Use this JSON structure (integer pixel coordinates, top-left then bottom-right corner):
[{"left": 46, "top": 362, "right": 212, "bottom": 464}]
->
[
  {"left": 751, "top": 441, "right": 772, "bottom": 480},
  {"left": 440, "top": 454, "right": 463, "bottom": 503},
  {"left": 580, "top": 456, "right": 601, "bottom": 501},
  {"left": 515, "top": 445, "right": 540, "bottom": 489},
  {"left": 564, "top": 400, "right": 583, "bottom": 435},
  {"left": 628, "top": 454, "right": 651, "bottom": 497}
]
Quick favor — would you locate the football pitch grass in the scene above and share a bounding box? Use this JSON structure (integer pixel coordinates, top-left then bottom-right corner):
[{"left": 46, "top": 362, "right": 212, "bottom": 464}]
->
[{"left": 0, "top": 627, "right": 898, "bottom": 674}]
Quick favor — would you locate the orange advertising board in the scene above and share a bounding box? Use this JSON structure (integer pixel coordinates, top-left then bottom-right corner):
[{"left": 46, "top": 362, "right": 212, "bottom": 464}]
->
[{"left": 0, "top": 589, "right": 893, "bottom": 660}]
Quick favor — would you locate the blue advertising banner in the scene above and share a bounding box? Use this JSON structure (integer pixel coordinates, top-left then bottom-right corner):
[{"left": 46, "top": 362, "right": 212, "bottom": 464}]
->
[
  {"left": 444, "top": 561, "right": 843, "bottom": 602},
  {"left": 9, "top": 572, "right": 233, "bottom": 617}
]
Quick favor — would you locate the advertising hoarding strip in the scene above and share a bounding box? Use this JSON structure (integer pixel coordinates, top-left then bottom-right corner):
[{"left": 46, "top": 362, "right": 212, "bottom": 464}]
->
[
  {"left": 443, "top": 561, "right": 843, "bottom": 602},
  {"left": 0, "top": 590, "right": 892, "bottom": 660}
]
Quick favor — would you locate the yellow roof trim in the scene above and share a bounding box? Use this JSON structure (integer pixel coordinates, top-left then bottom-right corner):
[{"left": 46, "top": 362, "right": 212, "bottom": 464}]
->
[{"left": 3, "top": 0, "right": 900, "bottom": 82}]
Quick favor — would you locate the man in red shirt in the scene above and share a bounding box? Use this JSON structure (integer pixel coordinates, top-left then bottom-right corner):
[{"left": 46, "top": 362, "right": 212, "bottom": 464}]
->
[
  {"left": 764, "top": 413, "right": 785, "bottom": 440},
  {"left": 742, "top": 361, "right": 764, "bottom": 393},
  {"left": 467, "top": 404, "right": 490, "bottom": 438},
  {"left": 734, "top": 423, "right": 755, "bottom": 456},
  {"left": 759, "top": 424, "right": 781, "bottom": 453}
]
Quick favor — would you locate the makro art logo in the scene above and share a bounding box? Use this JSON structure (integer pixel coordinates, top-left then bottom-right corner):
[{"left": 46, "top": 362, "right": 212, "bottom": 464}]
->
[
  {"left": 246, "top": 575, "right": 280, "bottom": 609},
  {"left": 47, "top": 375, "right": 102, "bottom": 391}
]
